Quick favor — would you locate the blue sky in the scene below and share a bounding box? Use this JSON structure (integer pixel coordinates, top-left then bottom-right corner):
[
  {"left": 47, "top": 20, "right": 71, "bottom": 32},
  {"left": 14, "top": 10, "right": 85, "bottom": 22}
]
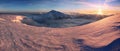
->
[{"left": 0, "top": 0, "right": 119, "bottom": 12}]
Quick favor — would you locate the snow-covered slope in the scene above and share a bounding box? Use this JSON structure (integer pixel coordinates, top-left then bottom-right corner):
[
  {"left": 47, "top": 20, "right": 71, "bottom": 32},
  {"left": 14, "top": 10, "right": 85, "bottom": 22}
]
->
[
  {"left": 0, "top": 14, "right": 120, "bottom": 51},
  {"left": 70, "top": 14, "right": 120, "bottom": 45}
]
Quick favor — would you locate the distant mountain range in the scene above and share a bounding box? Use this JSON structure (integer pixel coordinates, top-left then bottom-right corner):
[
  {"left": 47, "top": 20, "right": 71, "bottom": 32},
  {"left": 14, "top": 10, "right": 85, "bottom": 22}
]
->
[
  {"left": 31, "top": 10, "right": 69, "bottom": 23},
  {"left": 27, "top": 10, "right": 110, "bottom": 23}
]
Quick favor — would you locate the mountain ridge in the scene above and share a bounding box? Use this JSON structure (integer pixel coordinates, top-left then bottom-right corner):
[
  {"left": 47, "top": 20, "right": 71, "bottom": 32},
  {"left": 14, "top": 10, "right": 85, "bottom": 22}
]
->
[{"left": 0, "top": 14, "right": 120, "bottom": 51}]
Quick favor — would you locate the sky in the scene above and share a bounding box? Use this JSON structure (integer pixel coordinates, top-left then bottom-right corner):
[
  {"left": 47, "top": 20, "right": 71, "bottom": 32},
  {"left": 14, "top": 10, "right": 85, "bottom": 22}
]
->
[{"left": 0, "top": 0, "right": 119, "bottom": 13}]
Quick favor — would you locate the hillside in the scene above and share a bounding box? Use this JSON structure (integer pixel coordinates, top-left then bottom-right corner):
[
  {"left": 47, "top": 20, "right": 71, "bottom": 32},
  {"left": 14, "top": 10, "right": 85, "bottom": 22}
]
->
[{"left": 0, "top": 14, "right": 120, "bottom": 51}]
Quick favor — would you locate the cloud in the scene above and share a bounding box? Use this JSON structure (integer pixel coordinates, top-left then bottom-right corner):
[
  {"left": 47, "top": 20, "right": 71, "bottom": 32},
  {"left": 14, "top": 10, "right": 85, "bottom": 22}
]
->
[{"left": 105, "top": 0, "right": 116, "bottom": 2}]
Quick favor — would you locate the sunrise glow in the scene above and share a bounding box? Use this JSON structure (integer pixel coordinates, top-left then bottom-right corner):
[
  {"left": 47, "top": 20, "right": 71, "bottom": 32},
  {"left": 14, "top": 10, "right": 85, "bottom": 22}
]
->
[{"left": 97, "top": 8, "right": 103, "bottom": 15}]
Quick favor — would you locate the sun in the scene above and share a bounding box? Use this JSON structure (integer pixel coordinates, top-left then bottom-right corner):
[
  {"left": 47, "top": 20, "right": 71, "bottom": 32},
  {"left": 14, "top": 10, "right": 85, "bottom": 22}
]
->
[{"left": 97, "top": 8, "right": 103, "bottom": 15}]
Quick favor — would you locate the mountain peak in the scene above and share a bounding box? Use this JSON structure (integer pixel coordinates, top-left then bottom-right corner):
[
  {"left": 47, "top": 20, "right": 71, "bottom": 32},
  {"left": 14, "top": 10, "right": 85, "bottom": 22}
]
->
[
  {"left": 50, "top": 10, "right": 57, "bottom": 12},
  {"left": 48, "top": 10, "right": 63, "bottom": 14}
]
